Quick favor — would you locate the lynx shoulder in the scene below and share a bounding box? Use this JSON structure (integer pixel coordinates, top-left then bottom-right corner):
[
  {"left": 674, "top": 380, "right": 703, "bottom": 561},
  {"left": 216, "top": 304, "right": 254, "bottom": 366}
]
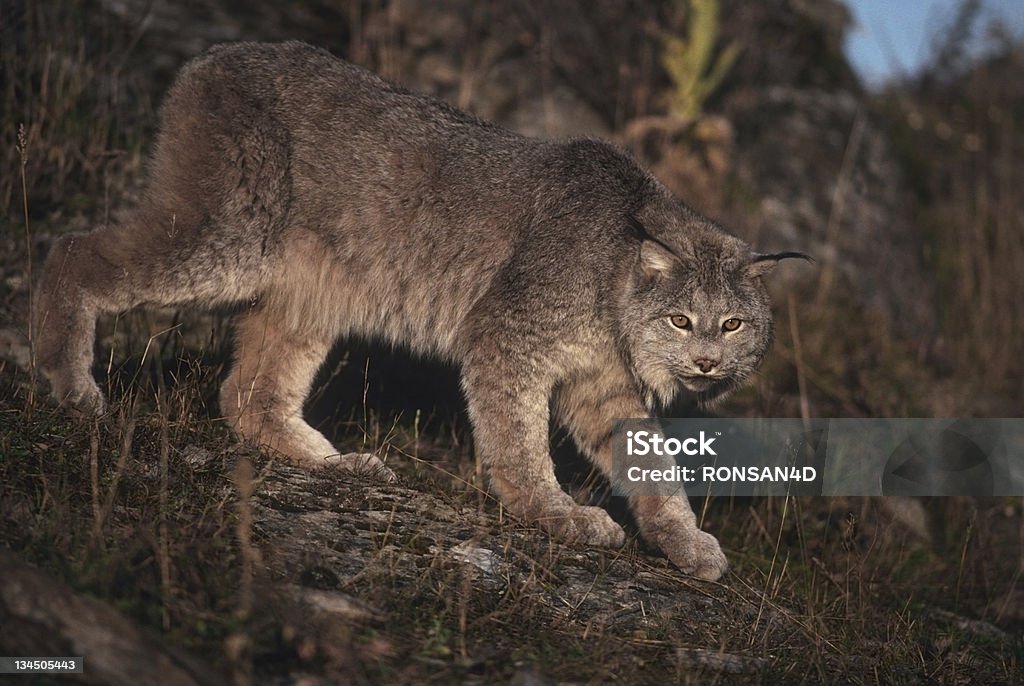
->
[{"left": 33, "top": 41, "right": 806, "bottom": 581}]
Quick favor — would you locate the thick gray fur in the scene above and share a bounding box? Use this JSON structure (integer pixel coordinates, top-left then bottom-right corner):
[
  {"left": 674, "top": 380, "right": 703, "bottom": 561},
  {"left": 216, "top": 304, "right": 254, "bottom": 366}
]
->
[{"left": 34, "top": 41, "right": 804, "bottom": 581}]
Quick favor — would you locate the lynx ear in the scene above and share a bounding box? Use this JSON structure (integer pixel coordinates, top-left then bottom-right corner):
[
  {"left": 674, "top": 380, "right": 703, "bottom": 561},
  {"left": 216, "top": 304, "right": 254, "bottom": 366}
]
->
[
  {"left": 639, "top": 240, "right": 680, "bottom": 279},
  {"left": 745, "top": 251, "right": 813, "bottom": 278}
]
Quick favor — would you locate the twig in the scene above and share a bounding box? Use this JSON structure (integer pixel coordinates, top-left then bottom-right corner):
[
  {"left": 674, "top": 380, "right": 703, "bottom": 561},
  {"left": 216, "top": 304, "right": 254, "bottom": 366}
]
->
[
  {"left": 157, "top": 396, "right": 171, "bottom": 632},
  {"left": 17, "top": 124, "right": 36, "bottom": 408},
  {"left": 230, "top": 457, "right": 256, "bottom": 686},
  {"left": 97, "top": 411, "right": 137, "bottom": 534},
  {"left": 90, "top": 419, "right": 102, "bottom": 542},
  {"left": 787, "top": 295, "right": 811, "bottom": 428},
  {"left": 815, "top": 109, "right": 866, "bottom": 307}
]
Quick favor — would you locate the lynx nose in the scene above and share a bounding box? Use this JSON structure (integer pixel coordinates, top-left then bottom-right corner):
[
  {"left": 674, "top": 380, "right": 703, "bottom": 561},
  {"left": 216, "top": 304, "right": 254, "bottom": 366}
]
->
[{"left": 694, "top": 358, "right": 719, "bottom": 374}]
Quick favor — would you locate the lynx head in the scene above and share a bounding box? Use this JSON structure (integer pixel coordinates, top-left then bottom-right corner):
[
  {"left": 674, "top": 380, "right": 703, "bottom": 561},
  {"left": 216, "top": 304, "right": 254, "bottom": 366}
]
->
[{"left": 620, "top": 219, "right": 808, "bottom": 409}]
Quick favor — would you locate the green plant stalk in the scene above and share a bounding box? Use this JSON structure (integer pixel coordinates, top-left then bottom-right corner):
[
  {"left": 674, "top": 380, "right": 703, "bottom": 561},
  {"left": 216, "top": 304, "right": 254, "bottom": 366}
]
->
[{"left": 661, "top": 0, "right": 740, "bottom": 122}]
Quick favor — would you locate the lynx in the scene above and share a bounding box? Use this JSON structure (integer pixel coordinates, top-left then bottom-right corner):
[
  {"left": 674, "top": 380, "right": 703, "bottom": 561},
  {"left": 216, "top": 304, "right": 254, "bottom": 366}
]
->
[{"left": 34, "top": 41, "right": 806, "bottom": 581}]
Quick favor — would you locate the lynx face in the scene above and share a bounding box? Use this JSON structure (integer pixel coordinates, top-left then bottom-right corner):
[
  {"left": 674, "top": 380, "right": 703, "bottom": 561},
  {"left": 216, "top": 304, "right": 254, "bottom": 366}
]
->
[{"left": 622, "top": 236, "right": 794, "bottom": 408}]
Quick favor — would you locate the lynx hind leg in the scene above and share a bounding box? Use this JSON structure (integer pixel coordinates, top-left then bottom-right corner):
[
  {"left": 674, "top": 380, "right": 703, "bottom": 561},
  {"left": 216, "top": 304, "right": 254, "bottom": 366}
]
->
[
  {"left": 32, "top": 231, "right": 107, "bottom": 412},
  {"left": 33, "top": 212, "right": 224, "bottom": 414},
  {"left": 461, "top": 355, "right": 626, "bottom": 548},
  {"left": 220, "top": 305, "right": 394, "bottom": 480},
  {"left": 554, "top": 378, "right": 727, "bottom": 581}
]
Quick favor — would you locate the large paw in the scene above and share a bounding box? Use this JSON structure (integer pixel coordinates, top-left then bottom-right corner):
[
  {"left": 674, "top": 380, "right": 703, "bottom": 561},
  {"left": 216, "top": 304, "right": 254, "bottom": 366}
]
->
[
  {"left": 539, "top": 504, "right": 627, "bottom": 548},
  {"left": 660, "top": 529, "right": 728, "bottom": 581},
  {"left": 248, "top": 418, "right": 398, "bottom": 482},
  {"left": 520, "top": 495, "right": 626, "bottom": 548},
  {"left": 47, "top": 373, "right": 106, "bottom": 416},
  {"left": 325, "top": 452, "right": 397, "bottom": 483},
  {"left": 632, "top": 497, "right": 728, "bottom": 581}
]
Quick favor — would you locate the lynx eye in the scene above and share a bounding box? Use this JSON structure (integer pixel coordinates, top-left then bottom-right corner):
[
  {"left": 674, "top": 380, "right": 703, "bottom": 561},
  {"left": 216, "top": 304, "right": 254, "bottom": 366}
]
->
[
  {"left": 722, "top": 318, "right": 742, "bottom": 332},
  {"left": 669, "top": 315, "right": 691, "bottom": 329}
]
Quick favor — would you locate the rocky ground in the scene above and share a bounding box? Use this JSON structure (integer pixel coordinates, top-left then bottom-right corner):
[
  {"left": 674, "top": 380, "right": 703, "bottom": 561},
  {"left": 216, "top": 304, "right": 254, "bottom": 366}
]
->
[{"left": 2, "top": 367, "right": 1021, "bottom": 683}]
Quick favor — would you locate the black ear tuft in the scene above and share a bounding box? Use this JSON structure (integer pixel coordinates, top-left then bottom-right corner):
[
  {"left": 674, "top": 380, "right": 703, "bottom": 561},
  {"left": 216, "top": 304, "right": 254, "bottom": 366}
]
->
[{"left": 745, "top": 251, "right": 814, "bottom": 278}]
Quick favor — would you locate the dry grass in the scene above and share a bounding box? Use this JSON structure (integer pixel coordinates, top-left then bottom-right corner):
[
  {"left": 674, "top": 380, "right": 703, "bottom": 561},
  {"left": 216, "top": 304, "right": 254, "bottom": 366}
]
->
[
  {"left": 2, "top": 366, "right": 1022, "bottom": 683},
  {"left": 1, "top": 0, "right": 151, "bottom": 221},
  {"left": 872, "top": 10, "right": 1024, "bottom": 412}
]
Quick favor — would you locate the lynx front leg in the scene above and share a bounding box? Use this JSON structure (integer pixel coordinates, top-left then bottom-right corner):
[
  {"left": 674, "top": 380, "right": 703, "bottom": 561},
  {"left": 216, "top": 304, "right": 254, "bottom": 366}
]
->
[
  {"left": 629, "top": 496, "right": 727, "bottom": 581},
  {"left": 461, "top": 359, "right": 625, "bottom": 547},
  {"left": 221, "top": 305, "right": 394, "bottom": 480},
  {"left": 554, "top": 377, "right": 727, "bottom": 581}
]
